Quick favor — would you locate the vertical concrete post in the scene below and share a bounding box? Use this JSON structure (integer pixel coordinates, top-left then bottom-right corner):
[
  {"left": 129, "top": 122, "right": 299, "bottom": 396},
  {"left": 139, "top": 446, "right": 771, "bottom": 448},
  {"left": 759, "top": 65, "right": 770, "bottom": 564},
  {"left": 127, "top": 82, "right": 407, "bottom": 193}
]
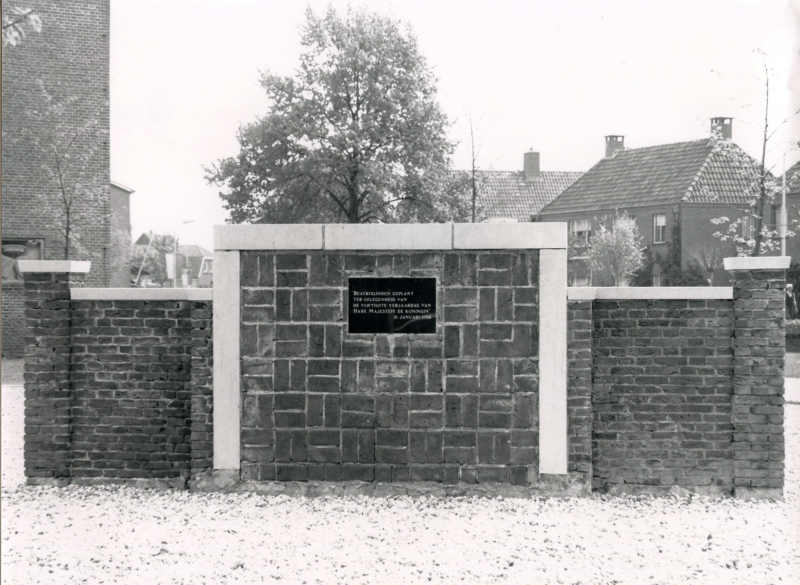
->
[
  {"left": 725, "top": 256, "right": 789, "bottom": 500},
  {"left": 18, "top": 260, "right": 90, "bottom": 487}
]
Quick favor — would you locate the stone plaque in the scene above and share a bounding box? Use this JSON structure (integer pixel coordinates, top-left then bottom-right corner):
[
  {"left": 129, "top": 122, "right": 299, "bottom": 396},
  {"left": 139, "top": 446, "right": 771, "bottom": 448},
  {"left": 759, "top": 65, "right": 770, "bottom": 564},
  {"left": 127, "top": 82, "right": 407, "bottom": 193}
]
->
[{"left": 348, "top": 278, "right": 436, "bottom": 334}]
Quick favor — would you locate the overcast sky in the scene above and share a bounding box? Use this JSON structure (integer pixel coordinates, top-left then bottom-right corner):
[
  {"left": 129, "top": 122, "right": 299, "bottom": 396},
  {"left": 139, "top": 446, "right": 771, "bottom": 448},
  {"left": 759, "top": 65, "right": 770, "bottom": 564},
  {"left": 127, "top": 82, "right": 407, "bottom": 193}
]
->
[{"left": 110, "top": 0, "right": 799, "bottom": 250}]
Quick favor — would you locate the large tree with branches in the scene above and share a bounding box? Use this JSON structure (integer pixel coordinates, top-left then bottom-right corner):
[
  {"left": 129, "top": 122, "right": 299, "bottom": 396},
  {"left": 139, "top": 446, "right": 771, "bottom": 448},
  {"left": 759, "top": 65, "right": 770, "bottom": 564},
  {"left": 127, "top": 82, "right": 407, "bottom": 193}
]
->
[{"left": 206, "top": 5, "right": 456, "bottom": 224}]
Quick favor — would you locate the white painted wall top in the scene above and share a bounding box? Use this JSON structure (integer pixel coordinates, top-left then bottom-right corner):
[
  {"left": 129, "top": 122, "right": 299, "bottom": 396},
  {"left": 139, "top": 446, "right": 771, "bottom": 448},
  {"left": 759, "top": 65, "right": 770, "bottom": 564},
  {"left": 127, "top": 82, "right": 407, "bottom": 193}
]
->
[
  {"left": 215, "top": 224, "right": 325, "bottom": 251},
  {"left": 723, "top": 256, "right": 791, "bottom": 271},
  {"left": 325, "top": 223, "right": 452, "bottom": 250},
  {"left": 567, "top": 287, "right": 734, "bottom": 300},
  {"left": 215, "top": 223, "right": 568, "bottom": 251},
  {"left": 17, "top": 260, "right": 91, "bottom": 273},
  {"left": 71, "top": 288, "right": 213, "bottom": 301},
  {"left": 453, "top": 223, "right": 567, "bottom": 250}
]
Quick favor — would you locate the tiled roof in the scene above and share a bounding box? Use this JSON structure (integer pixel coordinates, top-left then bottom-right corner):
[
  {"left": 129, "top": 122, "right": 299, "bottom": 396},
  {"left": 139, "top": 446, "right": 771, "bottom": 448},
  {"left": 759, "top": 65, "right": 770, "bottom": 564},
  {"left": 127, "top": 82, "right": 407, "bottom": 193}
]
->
[
  {"left": 783, "top": 160, "right": 800, "bottom": 193},
  {"left": 539, "top": 139, "right": 766, "bottom": 216},
  {"left": 179, "top": 244, "right": 212, "bottom": 258},
  {"left": 473, "top": 170, "right": 583, "bottom": 221}
]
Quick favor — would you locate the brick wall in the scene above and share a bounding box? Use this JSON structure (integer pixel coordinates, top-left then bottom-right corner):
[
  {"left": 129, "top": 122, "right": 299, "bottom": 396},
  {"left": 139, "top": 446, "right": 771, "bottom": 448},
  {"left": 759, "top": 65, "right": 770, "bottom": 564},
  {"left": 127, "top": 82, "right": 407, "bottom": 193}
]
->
[
  {"left": 730, "top": 269, "right": 785, "bottom": 498},
  {"left": 69, "top": 300, "right": 197, "bottom": 484},
  {"left": 239, "top": 251, "right": 541, "bottom": 485},
  {"left": 1, "top": 282, "right": 25, "bottom": 357},
  {"left": 589, "top": 298, "right": 735, "bottom": 494},
  {"left": 21, "top": 271, "right": 213, "bottom": 487},
  {"left": 2, "top": 0, "right": 111, "bottom": 360}
]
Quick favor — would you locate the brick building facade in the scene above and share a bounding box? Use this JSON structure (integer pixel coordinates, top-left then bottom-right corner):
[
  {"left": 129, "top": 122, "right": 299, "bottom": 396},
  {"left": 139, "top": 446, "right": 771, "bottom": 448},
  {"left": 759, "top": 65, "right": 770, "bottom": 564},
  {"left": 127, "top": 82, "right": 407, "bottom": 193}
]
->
[
  {"left": 2, "top": 0, "right": 113, "bottom": 356},
  {"left": 536, "top": 121, "right": 797, "bottom": 287}
]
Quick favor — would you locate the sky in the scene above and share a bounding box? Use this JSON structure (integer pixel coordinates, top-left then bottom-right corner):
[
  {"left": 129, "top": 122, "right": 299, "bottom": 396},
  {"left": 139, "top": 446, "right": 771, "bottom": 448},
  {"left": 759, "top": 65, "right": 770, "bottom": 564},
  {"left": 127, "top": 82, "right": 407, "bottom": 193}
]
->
[{"left": 110, "top": 0, "right": 799, "bottom": 251}]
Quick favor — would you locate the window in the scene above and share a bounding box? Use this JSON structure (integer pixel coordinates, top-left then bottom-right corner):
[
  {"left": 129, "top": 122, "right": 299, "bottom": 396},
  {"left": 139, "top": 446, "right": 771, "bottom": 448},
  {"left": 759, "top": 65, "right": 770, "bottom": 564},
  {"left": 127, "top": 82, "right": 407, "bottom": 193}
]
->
[
  {"left": 569, "top": 275, "right": 590, "bottom": 287},
  {"left": 569, "top": 219, "right": 591, "bottom": 243},
  {"left": 653, "top": 214, "right": 666, "bottom": 244},
  {"left": 742, "top": 216, "right": 755, "bottom": 240},
  {"left": 771, "top": 204, "right": 783, "bottom": 233},
  {"left": 613, "top": 215, "right": 636, "bottom": 231}
]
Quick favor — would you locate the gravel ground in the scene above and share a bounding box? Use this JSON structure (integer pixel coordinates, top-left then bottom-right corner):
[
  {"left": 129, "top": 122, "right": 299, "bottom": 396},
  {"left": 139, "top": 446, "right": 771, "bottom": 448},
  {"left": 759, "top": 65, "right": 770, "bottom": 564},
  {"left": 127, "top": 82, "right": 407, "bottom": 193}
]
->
[{"left": 2, "top": 384, "right": 800, "bottom": 584}]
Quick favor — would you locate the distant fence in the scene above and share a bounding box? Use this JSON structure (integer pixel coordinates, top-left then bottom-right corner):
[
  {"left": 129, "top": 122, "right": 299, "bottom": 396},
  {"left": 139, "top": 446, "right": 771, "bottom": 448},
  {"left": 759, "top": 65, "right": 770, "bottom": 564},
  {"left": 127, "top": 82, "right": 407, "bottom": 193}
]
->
[{"left": 17, "top": 229, "right": 789, "bottom": 499}]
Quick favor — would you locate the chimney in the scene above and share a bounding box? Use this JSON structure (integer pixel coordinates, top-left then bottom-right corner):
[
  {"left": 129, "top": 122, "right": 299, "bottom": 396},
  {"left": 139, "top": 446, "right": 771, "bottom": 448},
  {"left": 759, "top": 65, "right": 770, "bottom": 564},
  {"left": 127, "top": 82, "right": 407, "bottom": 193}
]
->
[
  {"left": 710, "top": 117, "right": 733, "bottom": 140},
  {"left": 524, "top": 150, "right": 540, "bottom": 180},
  {"left": 605, "top": 135, "right": 625, "bottom": 158}
]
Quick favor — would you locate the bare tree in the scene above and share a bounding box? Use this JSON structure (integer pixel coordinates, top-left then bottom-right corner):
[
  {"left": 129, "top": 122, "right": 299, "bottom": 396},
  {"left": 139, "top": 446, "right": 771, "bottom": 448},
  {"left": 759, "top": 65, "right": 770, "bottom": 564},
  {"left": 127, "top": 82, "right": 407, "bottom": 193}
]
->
[
  {"left": 685, "top": 242, "right": 725, "bottom": 285},
  {"left": 24, "top": 82, "right": 107, "bottom": 259}
]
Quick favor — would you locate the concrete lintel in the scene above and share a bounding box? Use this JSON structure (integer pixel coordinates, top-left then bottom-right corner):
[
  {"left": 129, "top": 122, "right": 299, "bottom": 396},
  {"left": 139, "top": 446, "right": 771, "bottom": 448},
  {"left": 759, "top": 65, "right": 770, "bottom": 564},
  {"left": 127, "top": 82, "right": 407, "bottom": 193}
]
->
[
  {"left": 538, "top": 248, "right": 568, "bottom": 475},
  {"left": 453, "top": 223, "right": 567, "bottom": 249},
  {"left": 17, "top": 260, "right": 91, "bottom": 273},
  {"left": 214, "top": 224, "right": 324, "bottom": 251},
  {"left": 213, "top": 251, "right": 241, "bottom": 470},
  {"left": 71, "top": 288, "right": 213, "bottom": 301},
  {"left": 723, "top": 256, "right": 791, "bottom": 271},
  {"left": 574, "top": 287, "right": 734, "bottom": 300},
  {"left": 324, "top": 223, "right": 452, "bottom": 250}
]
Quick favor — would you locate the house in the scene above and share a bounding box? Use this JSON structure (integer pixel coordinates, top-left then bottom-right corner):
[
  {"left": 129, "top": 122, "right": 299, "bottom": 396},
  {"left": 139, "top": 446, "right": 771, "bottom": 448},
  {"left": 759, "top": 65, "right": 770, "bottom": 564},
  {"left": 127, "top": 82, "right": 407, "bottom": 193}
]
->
[
  {"left": 536, "top": 118, "right": 790, "bottom": 286},
  {"left": 1, "top": 0, "right": 113, "bottom": 357},
  {"left": 178, "top": 244, "right": 213, "bottom": 288},
  {"left": 464, "top": 151, "right": 582, "bottom": 222}
]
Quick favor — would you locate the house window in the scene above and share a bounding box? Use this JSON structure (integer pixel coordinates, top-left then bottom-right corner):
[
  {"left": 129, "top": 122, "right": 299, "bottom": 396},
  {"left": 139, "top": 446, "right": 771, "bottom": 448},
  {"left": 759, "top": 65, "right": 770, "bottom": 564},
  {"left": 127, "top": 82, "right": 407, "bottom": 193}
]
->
[
  {"left": 569, "top": 275, "right": 590, "bottom": 287},
  {"left": 653, "top": 214, "right": 666, "bottom": 244},
  {"left": 613, "top": 216, "right": 636, "bottom": 231},
  {"left": 742, "top": 216, "right": 755, "bottom": 240},
  {"left": 569, "top": 219, "right": 591, "bottom": 243},
  {"left": 203, "top": 260, "right": 213, "bottom": 274},
  {"left": 771, "top": 204, "right": 783, "bottom": 233}
]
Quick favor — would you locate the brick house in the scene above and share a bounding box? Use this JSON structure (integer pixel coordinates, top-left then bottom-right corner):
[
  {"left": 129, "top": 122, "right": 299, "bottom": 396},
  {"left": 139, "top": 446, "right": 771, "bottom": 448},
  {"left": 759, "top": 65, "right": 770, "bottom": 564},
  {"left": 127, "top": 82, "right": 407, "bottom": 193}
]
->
[
  {"left": 461, "top": 151, "right": 582, "bottom": 222},
  {"left": 536, "top": 119, "right": 793, "bottom": 286},
  {"left": 1, "top": 0, "right": 117, "bottom": 357}
]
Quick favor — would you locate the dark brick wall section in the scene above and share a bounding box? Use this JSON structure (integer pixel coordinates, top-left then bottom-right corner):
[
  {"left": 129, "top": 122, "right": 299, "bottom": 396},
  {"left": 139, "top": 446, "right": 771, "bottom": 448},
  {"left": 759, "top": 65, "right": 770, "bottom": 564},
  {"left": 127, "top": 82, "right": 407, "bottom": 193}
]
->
[
  {"left": 191, "top": 302, "right": 214, "bottom": 471},
  {"left": 23, "top": 272, "right": 85, "bottom": 483},
  {"left": 731, "top": 269, "right": 785, "bottom": 495},
  {"left": 591, "top": 299, "right": 735, "bottom": 492},
  {"left": 567, "top": 301, "right": 592, "bottom": 478},
  {"left": 2, "top": 282, "right": 25, "bottom": 357},
  {"left": 240, "top": 251, "right": 540, "bottom": 485},
  {"left": 70, "top": 300, "right": 197, "bottom": 481}
]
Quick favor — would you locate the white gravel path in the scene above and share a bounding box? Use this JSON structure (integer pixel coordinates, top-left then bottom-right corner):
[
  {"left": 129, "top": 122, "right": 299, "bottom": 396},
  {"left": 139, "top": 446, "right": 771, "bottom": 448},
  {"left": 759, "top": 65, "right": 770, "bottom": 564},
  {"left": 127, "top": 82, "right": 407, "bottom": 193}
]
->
[{"left": 2, "top": 383, "right": 799, "bottom": 585}]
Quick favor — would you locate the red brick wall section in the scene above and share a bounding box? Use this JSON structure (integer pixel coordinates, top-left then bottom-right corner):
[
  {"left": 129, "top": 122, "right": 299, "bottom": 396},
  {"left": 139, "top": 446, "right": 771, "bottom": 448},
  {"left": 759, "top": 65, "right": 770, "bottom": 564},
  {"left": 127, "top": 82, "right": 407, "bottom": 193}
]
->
[
  {"left": 567, "top": 301, "right": 592, "bottom": 479},
  {"left": 730, "top": 269, "right": 785, "bottom": 497},
  {"left": 1, "top": 0, "right": 110, "bottom": 285},
  {"left": 191, "top": 301, "right": 214, "bottom": 471},
  {"left": 23, "top": 272, "right": 85, "bottom": 486},
  {"left": 1, "top": 282, "right": 25, "bottom": 358},
  {"left": 69, "top": 300, "right": 200, "bottom": 484},
  {"left": 591, "top": 299, "right": 735, "bottom": 494},
  {"left": 239, "top": 251, "right": 540, "bottom": 485}
]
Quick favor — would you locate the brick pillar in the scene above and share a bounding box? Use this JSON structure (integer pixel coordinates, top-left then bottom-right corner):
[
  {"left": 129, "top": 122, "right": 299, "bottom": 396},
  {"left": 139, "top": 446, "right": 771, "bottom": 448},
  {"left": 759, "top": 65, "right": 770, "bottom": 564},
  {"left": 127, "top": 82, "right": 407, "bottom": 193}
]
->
[
  {"left": 567, "top": 298, "right": 593, "bottom": 488},
  {"left": 725, "top": 256, "right": 788, "bottom": 500},
  {"left": 190, "top": 300, "right": 214, "bottom": 474},
  {"left": 18, "top": 261, "right": 90, "bottom": 487}
]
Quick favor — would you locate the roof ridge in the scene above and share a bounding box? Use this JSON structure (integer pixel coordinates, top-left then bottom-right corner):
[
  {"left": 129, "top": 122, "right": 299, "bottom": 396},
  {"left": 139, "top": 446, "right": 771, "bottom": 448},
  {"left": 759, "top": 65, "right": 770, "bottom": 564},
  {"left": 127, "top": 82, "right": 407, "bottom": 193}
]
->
[
  {"left": 681, "top": 140, "right": 717, "bottom": 202},
  {"left": 619, "top": 138, "right": 709, "bottom": 154}
]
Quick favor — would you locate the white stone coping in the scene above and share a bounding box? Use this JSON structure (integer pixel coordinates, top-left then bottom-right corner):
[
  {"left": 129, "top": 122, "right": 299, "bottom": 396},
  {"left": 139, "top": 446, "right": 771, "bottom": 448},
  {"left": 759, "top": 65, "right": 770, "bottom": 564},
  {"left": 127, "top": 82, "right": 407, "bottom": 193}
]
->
[
  {"left": 71, "top": 288, "right": 213, "bottom": 301},
  {"left": 17, "top": 260, "right": 91, "bottom": 273},
  {"left": 453, "top": 223, "right": 567, "bottom": 250},
  {"left": 325, "top": 223, "right": 452, "bottom": 250},
  {"left": 723, "top": 256, "right": 791, "bottom": 271},
  {"left": 214, "top": 223, "right": 568, "bottom": 251},
  {"left": 567, "top": 287, "right": 733, "bottom": 300}
]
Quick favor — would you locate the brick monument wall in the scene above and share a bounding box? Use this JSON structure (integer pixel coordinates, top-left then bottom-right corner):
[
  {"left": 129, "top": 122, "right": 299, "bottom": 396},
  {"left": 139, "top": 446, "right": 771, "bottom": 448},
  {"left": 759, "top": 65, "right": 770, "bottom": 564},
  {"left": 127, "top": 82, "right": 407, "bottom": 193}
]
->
[{"left": 238, "top": 250, "right": 542, "bottom": 485}]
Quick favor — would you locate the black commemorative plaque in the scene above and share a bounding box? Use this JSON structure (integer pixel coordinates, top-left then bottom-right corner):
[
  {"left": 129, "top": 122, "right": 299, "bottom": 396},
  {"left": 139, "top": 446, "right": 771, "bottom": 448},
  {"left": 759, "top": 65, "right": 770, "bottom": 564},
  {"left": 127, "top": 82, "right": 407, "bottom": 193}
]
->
[{"left": 348, "top": 278, "right": 436, "bottom": 334}]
